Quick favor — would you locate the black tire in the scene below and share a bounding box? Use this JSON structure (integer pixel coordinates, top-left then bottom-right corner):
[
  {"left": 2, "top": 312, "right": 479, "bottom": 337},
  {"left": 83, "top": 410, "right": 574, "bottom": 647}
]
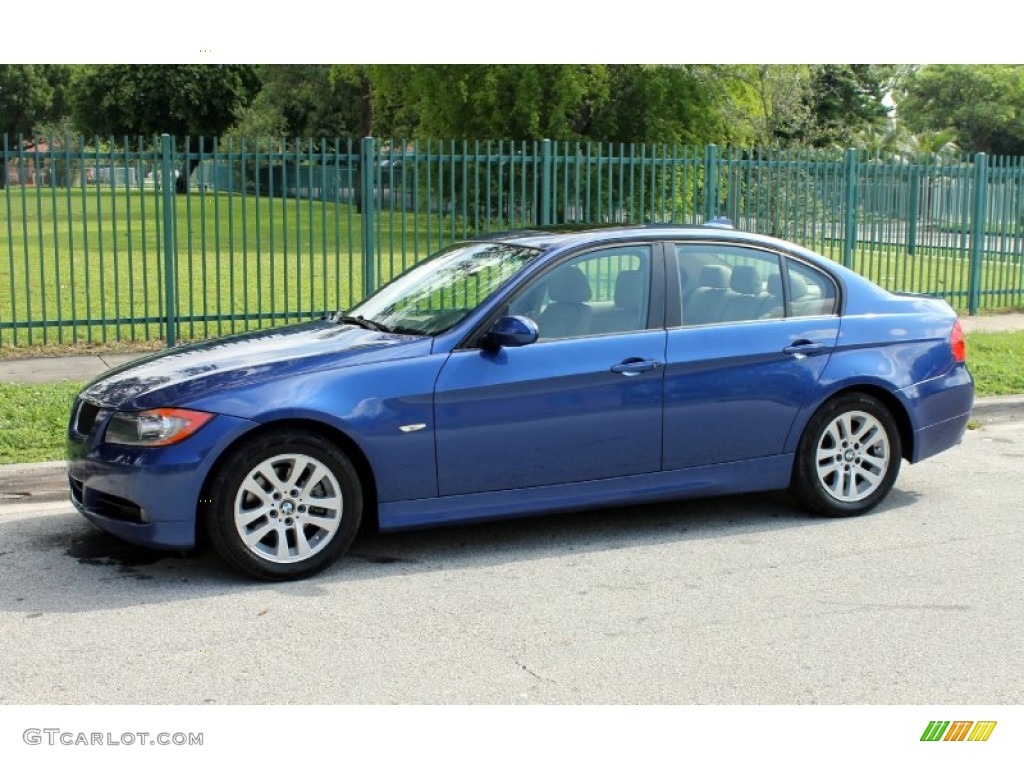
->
[
  {"left": 790, "top": 393, "right": 902, "bottom": 518},
  {"left": 203, "top": 430, "right": 362, "bottom": 580}
]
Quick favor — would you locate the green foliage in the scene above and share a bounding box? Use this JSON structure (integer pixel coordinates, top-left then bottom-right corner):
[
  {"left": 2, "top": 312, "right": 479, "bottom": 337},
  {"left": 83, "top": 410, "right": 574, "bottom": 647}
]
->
[
  {"left": 897, "top": 65, "right": 1024, "bottom": 155},
  {"left": 585, "top": 65, "right": 724, "bottom": 144},
  {"left": 357, "top": 65, "right": 610, "bottom": 141},
  {"left": 856, "top": 122, "right": 962, "bottom": 160},
  {"left": 70, "top": 65, "right": 260, "bottom": 143},
  {"left": 226, "top": 65, "right": 365, "bottom": 142},
  {"left": 0, "top": 64, "right": 73, "bottom": 137},
  {"left": 801, "top": 65, "right": 892, "bottom": 146},
  {"left": 690, "top": 65, "right": 813, "bottom": 146},
  {"left": 698, "top": 65, "right": 892, "bottom": 148},
  {"left": 343, "top": 65, "right": 768, "bottom": 147},
  {"left": 6, "top": 64, "right": 1024, "bottom": 160},
  {"left": 6, "top": 64, "right": 995, "bottom": 158}
]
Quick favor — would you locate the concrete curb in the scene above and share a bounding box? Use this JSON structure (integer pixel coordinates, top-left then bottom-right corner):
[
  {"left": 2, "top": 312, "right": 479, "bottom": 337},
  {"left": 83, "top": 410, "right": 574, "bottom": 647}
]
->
[
  {"left": 968, "top": 395, "right": 1024, "bottom": 426},
  {"left": 2, "top": 397, "right": 1021, "bottom": 505},
  {"left": 0, "top": 460, "right": 67, "bottom": 503}
]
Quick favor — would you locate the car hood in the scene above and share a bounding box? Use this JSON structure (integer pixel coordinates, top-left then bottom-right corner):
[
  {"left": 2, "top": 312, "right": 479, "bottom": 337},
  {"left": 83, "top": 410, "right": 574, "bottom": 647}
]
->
[{"left": 79, "top": 321, "right": 432, "bottom": 410}]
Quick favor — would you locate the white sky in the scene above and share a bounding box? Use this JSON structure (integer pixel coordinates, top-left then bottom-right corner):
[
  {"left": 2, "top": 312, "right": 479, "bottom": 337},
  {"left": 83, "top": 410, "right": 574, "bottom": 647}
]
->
[{"left": 1, "top": 2, "right": 1009, "bottom": 64}]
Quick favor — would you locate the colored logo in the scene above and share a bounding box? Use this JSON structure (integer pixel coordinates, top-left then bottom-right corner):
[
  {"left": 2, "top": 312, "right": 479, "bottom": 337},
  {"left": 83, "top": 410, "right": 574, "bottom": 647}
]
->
[{"left": 921, "top": 721, "right": 997, "bottom": 742}]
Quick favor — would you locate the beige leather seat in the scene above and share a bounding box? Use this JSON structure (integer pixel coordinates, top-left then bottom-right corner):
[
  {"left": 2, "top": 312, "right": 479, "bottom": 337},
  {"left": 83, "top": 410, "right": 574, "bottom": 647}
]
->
[
  {"left": 591, "top": 269, "right": 645, "bottom": 333},
  {"left": 684, "top": 264, "right": 733, "bottom": 325},
  {"left": 538, "top": 265, "right": 593, "bottom": 339}
]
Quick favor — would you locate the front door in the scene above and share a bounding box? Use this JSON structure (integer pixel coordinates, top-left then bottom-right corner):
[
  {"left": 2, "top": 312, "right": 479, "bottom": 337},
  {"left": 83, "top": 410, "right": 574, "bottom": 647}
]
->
[{"left": 434, "top": 245, "right": 666, "bottom": 496}]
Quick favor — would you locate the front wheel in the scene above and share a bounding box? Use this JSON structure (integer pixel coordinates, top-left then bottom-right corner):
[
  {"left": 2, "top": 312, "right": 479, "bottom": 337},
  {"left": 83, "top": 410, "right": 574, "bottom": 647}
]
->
[
  {"left": 791, "top": 393, "right": 902, "bottom": 518},
  {"left": 203, "top": 430, "right": 363, "bottom": 580}
]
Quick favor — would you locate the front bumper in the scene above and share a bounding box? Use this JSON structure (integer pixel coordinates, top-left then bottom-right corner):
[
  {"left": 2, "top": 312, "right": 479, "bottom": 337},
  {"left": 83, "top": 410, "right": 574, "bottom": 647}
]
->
[{"left": 67, "top": 407, "right": 256, "bottom": 549}]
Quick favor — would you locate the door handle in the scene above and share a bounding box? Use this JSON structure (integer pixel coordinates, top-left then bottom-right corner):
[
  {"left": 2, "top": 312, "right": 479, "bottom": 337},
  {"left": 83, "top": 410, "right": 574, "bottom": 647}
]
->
[
  {"left": 783, "top": 340, "right": 827, "bottom": 357},
  {"left": 610, "top": 358, "right": 662, "bottom": 376}
]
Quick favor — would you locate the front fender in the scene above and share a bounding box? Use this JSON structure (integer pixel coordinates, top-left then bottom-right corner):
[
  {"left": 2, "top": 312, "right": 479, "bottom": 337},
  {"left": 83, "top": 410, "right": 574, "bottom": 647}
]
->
[{"left": 183, "top": 355, "right": 447, "bottom": 503}]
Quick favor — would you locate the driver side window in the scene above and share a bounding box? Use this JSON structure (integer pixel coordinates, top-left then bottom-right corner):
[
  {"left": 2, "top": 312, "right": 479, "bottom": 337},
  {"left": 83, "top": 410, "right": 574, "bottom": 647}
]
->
[{"left": 511, "top": 246, "right": 652, "bottom": 341}]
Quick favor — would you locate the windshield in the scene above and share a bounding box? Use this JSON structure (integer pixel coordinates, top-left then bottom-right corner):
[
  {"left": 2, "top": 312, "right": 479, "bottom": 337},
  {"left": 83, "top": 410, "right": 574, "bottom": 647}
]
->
[{"left": 343, "top": 242, "right": 542, "bottom": 335}]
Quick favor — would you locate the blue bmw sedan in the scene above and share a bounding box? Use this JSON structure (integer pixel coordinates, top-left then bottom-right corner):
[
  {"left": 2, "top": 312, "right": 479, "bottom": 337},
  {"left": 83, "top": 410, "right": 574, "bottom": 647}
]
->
[{"left": 67, "top": 224, "right": 974, "bottom": 579}]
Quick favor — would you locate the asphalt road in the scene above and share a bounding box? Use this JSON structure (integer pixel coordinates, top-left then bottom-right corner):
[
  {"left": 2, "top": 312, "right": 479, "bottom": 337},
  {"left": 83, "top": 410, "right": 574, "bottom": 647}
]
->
[{"left": 0, "top": 420, "right": 1021, "bottom": 705}]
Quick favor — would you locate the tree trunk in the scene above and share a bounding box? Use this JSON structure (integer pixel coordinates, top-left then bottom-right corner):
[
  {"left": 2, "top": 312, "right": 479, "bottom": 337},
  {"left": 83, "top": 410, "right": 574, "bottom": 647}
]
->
[{"left": 175, "top": 156, "right": 203, "bottom": 194}]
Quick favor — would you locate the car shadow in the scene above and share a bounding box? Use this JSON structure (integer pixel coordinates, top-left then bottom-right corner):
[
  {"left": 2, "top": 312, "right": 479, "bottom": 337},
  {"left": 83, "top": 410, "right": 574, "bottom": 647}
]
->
[{"left": 0, "top": 485, "right": 922, "bottom": 615}]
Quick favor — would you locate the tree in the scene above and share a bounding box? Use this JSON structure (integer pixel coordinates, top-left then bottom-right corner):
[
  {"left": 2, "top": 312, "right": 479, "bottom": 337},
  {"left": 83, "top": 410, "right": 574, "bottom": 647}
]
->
[
  {"left": 351, "top": 65, "right": 610, "bottom": 141},
  {"left": 227, "top": 65, "right": 367, "bottom": 143},
  {"left": 897, "top": 65, "right": 1024, "bottom": 155},
  {"left": 689, "top": 65, "right": 894, "bottom": 148},
  {"left": 0, "top": 64, "right": 73, "bottom": 187},
  {"left": 71, "top": 65, "right": 260, "bottom": 189},
  {"left": 692, "top": 65, "right": 813, "bottom": 145},
  {"left": 802, "top": 65, "right": 892, "bottom": 147},
  {"left": 583, "top": 65, "right": 734, "bottom": 145},
  {"left": 329, "top": 65, "right": 753, "bottom": 146},
  {"left": 0, "top": 64, "right": 72, "bottom": 137}
]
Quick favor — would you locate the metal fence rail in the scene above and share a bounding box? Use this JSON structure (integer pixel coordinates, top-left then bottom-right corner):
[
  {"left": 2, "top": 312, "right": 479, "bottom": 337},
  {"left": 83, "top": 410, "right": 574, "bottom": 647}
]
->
[{"left": 3, "top": 134, "right": 1023, "bottom": 349}]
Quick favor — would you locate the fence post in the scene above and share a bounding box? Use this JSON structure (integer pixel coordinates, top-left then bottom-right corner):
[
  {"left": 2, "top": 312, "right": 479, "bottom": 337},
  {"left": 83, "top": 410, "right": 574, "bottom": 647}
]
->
[
  {"left": 540, "top": 138, "right": 553, "bottom": 226},
  {"left": 160, "top": 133, "right": 177, "bottom": 347},
  {"left": 968, "top": 152, "right": 988, "bottom": 316},
  {"left": 360, "top": 136, "right": 376, "bottom": 298},
  {"left": 842, "top": 148, "right": 859, "bottom": 269},
  {"left": 906, "top": 164, "right": 920, "bottom": 256},
  {"left": 703, "top": 144, "right": 719, "bottom": 222}
]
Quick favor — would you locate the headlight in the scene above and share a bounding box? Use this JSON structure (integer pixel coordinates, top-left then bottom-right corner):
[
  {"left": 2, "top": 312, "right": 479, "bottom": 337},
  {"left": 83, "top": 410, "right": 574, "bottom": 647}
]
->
[{"left": 104, "top": 408, "right": 214, "bottom": 446}]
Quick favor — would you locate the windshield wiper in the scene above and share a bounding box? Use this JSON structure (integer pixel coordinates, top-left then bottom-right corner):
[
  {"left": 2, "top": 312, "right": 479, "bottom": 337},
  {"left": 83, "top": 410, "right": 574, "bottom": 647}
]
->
[
  {"left": 389, "top": 325, "right": 428, "bottom": 336},
  {"left": 329, "top": 313, "right": 393, "bottom": 333}
]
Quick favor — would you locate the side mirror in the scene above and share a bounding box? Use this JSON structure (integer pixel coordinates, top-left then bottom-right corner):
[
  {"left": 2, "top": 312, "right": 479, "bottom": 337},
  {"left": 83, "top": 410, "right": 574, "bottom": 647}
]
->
[{"left": 483, "top": 315, "right": 539, "bottom": 348}]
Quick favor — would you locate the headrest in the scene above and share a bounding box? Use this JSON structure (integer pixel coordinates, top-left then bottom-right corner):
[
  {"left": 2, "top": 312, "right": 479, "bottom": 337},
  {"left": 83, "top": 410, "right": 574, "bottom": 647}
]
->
[
  {"left": 766, "top": 272, "right": 808, "bottom": 300},
  {"left": 699, "top": 264, "right": 731, "bottom": 290},
  {"left": 730, "top": 265, "right": 762, "bottom": 296},
  {"left": 548, "top": 265, "right": 592, "bottom": 303},
  {"left": 614, "top": 270, "right": 643, "bottom": 311}
]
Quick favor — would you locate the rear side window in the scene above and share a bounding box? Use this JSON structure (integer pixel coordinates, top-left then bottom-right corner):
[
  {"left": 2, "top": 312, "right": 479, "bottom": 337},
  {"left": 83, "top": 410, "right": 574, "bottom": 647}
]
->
[
  {"left": 786, "top": 260, "right": 838, "bottom": 317},
  {"left": 676, "top": 244, "right": 783, "bottom": 326}
]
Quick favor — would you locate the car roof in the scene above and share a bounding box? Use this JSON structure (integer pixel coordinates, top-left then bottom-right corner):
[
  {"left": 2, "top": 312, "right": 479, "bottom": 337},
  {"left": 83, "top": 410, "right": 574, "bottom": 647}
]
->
[{"left": 469, "top": 223, "right": 829, "bottom": 264}]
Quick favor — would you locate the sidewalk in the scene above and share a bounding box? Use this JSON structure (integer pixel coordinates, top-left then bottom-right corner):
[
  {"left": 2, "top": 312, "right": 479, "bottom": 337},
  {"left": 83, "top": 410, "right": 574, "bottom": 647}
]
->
[
  {"left": 958, "top": 312, "right": 1024, "bottom": 333},
  {"left": 0, "top": 352, "right": 146, "bottom": 384}
]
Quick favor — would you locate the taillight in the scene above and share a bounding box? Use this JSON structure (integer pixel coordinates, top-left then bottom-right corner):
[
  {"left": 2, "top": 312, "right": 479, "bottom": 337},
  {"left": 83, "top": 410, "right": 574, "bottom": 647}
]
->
[{"left": 950, "top": 319, "right": 966, "bottom": 363}]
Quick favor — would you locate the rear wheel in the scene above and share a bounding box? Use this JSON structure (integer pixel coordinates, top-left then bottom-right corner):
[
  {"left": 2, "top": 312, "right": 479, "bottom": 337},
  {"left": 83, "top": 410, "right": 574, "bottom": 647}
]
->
[
  {"left": 791, "top": 393, "right": 902, "bottom": 517},
  {"left": 204, "top": 430, "right": 362, "bottom": 580}
]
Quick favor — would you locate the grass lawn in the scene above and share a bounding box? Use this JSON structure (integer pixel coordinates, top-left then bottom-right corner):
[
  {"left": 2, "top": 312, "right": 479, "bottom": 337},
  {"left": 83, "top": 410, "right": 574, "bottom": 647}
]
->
[
  {"left": 0, "top": 330, "right": 1019, "bottom": 465},
  {"left": 1, "top": 188, "right": 465, "bottom": 349},
  {"left": 965, "top": 330, "right": 1024, "bottom": 396},
  {"left": 4, "top": 186, "right": 1024, "bottom": 351},
  {"left": 0, "top": 381, "right": 81, "bottom": 464}
]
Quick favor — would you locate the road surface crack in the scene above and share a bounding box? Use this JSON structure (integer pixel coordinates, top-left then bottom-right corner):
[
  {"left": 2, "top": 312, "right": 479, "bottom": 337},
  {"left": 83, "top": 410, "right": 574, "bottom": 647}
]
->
[{"left": 514, "top": 657, "right": 556, "bottom": 684}]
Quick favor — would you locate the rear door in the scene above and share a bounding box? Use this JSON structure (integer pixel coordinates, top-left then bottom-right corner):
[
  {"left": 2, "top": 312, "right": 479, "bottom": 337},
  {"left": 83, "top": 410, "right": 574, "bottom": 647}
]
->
[{"left": 663, "top": 243, "right": 840, "bottom": 470}]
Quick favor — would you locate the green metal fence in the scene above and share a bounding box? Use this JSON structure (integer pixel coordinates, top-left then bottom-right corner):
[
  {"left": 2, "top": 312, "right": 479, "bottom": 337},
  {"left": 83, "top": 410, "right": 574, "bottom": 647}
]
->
[{"left": 3, "top": 134, "right": 1024, "bottom": 349}]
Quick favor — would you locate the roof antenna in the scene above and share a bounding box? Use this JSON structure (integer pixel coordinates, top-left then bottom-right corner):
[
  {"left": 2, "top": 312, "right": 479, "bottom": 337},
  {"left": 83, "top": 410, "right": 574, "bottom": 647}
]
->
[{"left": 705, "top": 217, "right": 734, "bottom": 229}]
